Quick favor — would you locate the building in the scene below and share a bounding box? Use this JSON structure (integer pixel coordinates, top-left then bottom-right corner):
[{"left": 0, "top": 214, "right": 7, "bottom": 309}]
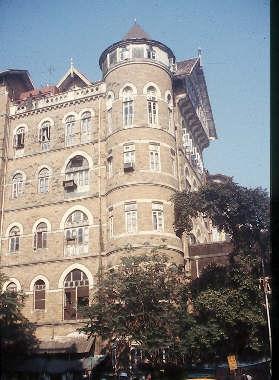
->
[{"left": 0, "top": 23, "right": 222, "bottom": 376}]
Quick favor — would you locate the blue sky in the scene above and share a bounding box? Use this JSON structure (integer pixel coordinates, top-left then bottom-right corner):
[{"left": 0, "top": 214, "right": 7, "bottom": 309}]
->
[{"left": 0, "top": 0, "right": 269, "bottom": 189}]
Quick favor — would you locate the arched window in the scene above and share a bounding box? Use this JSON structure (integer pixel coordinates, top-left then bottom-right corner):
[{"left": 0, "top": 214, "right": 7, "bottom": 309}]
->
[
  {"left": 9, "top": 226, "right": 20, "bottom": 253},
  {"left": 64, "top": 211, "right": 89, "bottom": 256},
  {"left": 65, "top": 155, "right": 89, "bottom": 192},
  {"left": 14, "top": 127, "right": 25, "bottom": 149},
  {"left": 147, "top": 86, "right": 158, "bottom": 125},
  {"left": 34, "top": 279, "right": 46, "bottom": 310},
  {"left": 80, "top": 112, "right": 91, "bottom": 143},
  {"left": 6, "top": 282, "right": 17, "bottom": 292},
  {"left": 188, "top": 233, "right": 196, "bottom": 245},
  {"left": 38, "top": 168, "right": 50, "bottom": 193},
  {"left": 34, "top": 222, "right": 47, "bottom": 250},
  {"left": 123, "top": 86, "right": 134, "bottom": 128},
  {"left": 63, "top": 269, "right": 89, "bottom": 320},
  {"left": 12, "top": 173, "right": 24, "bottom": 198},
  {"left": 39, "top": 121, "right": 51, "bottom": 150},
  {"left": 65, "top": 115, "right": 75, "bottom": 146}
]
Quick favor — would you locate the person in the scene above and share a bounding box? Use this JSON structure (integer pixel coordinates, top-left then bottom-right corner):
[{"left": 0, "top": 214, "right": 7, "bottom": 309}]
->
[
  {"left": 246, "top": 375, "right": 252, "bottom": 380},
  {"left": 145, "top": 374, "right": 151, "bottom": 380}
]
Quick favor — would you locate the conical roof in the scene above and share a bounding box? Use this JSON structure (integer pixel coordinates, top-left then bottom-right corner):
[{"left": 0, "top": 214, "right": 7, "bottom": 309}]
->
[{"left": 122, "top": 22, "right": 151, "bottom": 40}]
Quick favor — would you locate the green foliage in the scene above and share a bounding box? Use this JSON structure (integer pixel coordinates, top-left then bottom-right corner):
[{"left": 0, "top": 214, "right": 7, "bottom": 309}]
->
[
  {"left": 172, "top": 181, "right": 270, "bottom": 252},
  {"left": 81, "top": 254, "right": 186, "bottom": 364},
  {"left": 0, "top": 272, "right": 38, "bottom": 365},
  {"left": 181, "top": 258, "right": 268, "bottom": 363}
]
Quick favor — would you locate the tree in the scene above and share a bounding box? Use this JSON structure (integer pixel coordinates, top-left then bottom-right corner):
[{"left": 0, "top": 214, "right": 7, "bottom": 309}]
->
[
  {"left": 172, "top": 179, "right": 271, "bottom": 363},
  {"left": 81, "top": 253, "right": 186, "bottom": 368},
  {"left": 172, "top": 180, "right": 270, "bottom": 257},
  {"left": 0, "top": 272, "right": 38, "bottom": 369}
]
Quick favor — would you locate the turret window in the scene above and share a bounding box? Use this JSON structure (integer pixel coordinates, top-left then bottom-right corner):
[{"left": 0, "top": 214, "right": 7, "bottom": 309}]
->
[
  {"left": 147, "top": 86, "right": 158, "bottom": 125},
  {"left": 125, "top": 203, "right": 137, "bottom": 233},
  {"left": 152, "top": 202, "right": 164, "bottom": 232},
  {"left": 123, "top": 87, "right": 134, "bottom": 128},
  {"left": 147, "top": 48, "right": 156, "bottom": 60},
  {"left": 149, "top": 143, "right": 160, "bottom": 171}
]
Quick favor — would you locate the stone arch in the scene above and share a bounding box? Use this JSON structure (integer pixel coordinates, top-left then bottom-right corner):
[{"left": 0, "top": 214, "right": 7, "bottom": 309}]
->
[
  {"left": 30, "top": 275, "right": 50, "bottom": 291},
  {"left": 143, "top": 82, "right": 161, "bottom": 98},
  {"left": 58, "top": 263, "right": 94, "bottom": 289},
  {"left": 59, "top": 205, "right": 93, "bottom": 230},
  {"left": 32, "top": 218, "right": 51, "bottom": 234},
  {"left": 5, "top": 222, "right": 23, "bottom": 237},
  {"left": 61, "top": 150, "right": 93, "bottom": 174},
  {"left": 3, "top": 278, "right": 22, "bottom": 292},
  {"left": 119, "top": 82, "right": 138, "bottom": 99}
]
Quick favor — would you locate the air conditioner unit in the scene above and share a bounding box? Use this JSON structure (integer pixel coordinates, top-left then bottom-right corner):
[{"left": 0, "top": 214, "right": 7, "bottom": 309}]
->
[
  {"left": 123, "top": 162, "right": 135, "bottom": 172},
  {"left": 63, "top": 180, "right": 77, "bottom": 190}
]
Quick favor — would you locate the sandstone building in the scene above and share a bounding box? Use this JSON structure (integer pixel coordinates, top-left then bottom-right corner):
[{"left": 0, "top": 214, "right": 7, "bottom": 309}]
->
[{"left": 0, "top": 23, "right": 223, "bottom": 368}]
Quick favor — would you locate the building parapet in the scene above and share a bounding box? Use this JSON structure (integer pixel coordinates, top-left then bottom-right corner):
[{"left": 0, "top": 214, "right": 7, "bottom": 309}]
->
[{"left": 9, "top": 82, "right": 106, "bottom": 116}]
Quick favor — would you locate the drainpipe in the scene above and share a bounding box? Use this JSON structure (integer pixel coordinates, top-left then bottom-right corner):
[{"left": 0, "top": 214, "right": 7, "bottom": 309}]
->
[{"left": 0, "top": 93, "right": 10, "bottom": 260}]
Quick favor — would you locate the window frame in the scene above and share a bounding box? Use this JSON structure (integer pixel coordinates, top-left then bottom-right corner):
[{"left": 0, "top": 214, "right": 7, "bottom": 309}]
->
[
  {"left": 152, "top": 203, "right": 164, "bottom": 232},
  {"left": 125, "top": 203, "right": 137, "bottom": 234},
  {"left": 80, "top": 111, "right": 91, "bottom": 143},
  {"left": 149, "top": 143, "right": 160, "bottom": 172},
  {"left": 9, "top": 226, "right": 20, "bottom": 253},
  {"left": 34, "top": 279, "right": 46, "bottom": 310},
  {"left": 65, "top": 115, "right": 76, "bottom": 147}
]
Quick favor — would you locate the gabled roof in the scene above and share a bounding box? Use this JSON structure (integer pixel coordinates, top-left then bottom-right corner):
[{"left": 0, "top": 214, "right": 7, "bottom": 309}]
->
[
  {"left": 56, "top": 66, "right": 92, "bottom": 91},
  {"left": 122, "top": 22, "right": 151, "bottom": 40},
  {"left": 0, "top": 69, "right": 34, "bottom": 91},
  {"left": 175, "top": 58, "right": 199, "bottom": 76}
]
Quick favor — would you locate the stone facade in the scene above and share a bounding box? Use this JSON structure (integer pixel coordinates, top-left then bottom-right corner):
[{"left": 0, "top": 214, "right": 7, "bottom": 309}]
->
[{"left": 0, "top": 24, "right": 221, "bottom": 343}]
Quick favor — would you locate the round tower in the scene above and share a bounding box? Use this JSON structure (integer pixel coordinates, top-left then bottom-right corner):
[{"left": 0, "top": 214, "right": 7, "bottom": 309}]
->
[{"left": 99, "top": 23, "right": 184, "bottom": 266}]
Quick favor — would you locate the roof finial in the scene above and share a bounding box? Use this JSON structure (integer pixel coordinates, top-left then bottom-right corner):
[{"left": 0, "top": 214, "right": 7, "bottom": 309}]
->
[
  {"left": 70, "top": 57, "right": 74, "bottom": 77},
  {"left": 197, "top": 48, "right": 202, "bottom": 66},
  {"left": 134, "top": 18, "right": 137, "bottom": 24}
]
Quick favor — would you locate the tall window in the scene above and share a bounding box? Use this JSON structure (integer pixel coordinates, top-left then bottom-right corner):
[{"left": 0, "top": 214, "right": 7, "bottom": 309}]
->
[
  {"left": 120, "top": 47, "right": 129, "bottom": 61},
  {"left": 14, "top": 127, "right": 25, "bottom": 149},
  {"left": 108, "top": 207, "right": 114, "bottom": 238},
  {"left": 107, "top": 156, "right": 113, "bottom": 178},
  {"left": 38, "top": 168, "right": 50, "bottom": 193},
  {"left": 9, "top": 226, "right": 20, "bottom": 253},
  {"left": 64, "top": 269, "right": 89, "bottom": 320},
  {"left": 171, "top": 149, "right": 176, "bottom": 177},
  {"left": 12, "top": 173, "right": 24, "bottom": 198},
  {"left": 64, "top": 211, "right": 89, "bottom": 256},
  {"left": 107, "top": 94, "right": 113, "bottom": 134},
  {"left": 34, "top": 280, "right": 46, "bottom": 310},
  {"left": 39, "top": 121, "right": 51, "bottom": 150},
  {"left": 147, "top": 86, "right": 158, "bottom": 125},
  {"left": 34, "top": 222, "right": 47, "bottom": 250},
  {"left": 65, "top": 115, "right": 75, "bottom": 146},
  {"left": 125, "top": 203, "right": 137, "bottom": 233},
  {"left": 65, "top": 156, "right": 89, "bottom": 192},
  {"left": 149, "top": 143, "right": 160, "bottom": 171},
  {"left": 123, "top": 144, "right": 135, "bottom": 171},
  {"left": 123, "top": 87, "right": 134, "bottom": 128},
  {"left": 80, "top": 112, "right": 91, "bottom": 143},
  {"left": 152, "top": 202, "right": 164, "bottom": 231}
]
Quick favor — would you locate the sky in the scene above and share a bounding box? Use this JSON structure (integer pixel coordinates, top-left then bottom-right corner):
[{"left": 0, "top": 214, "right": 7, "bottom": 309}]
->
[{"left": 0, "top": 0, "right": 269, "bottom": 189}]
